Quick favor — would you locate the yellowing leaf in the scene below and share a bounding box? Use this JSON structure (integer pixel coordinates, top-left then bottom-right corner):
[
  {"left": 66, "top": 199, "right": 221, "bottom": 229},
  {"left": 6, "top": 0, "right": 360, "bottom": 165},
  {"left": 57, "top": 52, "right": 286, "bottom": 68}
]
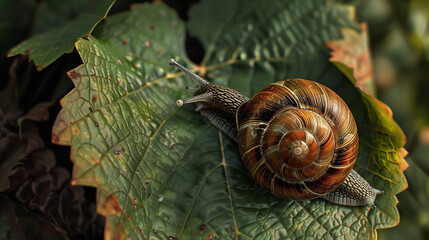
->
[{"left": 326, "top": 23, "right": 375, "bottom": 95}]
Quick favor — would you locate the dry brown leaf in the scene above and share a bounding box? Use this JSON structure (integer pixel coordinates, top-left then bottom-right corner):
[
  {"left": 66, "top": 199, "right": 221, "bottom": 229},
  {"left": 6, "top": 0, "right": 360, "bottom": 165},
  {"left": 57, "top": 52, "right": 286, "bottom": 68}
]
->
[{"left": 326, "top": 23, "right": 374, "bottom": 95}]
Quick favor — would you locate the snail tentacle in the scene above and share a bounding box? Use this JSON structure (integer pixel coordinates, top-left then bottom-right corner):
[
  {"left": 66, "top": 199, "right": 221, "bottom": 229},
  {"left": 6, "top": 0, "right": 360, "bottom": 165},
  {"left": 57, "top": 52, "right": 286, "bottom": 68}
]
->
[
  {"left": 176, "top": 92, "right": 213, "bottom": 107},
  {"left": 170, "top": 58, "right": 249, "bottom": 140},
  {"left": 185, "top": 86, "right": 196, "bottom": 91},
  {"left": 169, "top": 58, "right": 210, "bottom": 86}
]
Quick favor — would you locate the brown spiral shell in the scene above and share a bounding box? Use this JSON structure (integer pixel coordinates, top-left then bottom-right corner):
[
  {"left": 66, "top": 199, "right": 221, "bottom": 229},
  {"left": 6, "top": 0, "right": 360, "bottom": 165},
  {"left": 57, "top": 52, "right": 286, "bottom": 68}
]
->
[{"left": 236, "top": 79, "right": 359, "bottom": 200}]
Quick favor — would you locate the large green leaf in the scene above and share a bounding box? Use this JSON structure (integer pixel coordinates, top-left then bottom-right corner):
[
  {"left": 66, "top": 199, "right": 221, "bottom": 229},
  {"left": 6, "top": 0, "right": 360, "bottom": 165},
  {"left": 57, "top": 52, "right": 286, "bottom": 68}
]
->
[
  {"left": 52, "top": 1, "right": 407, "bottom": 239},
  {"left": 7, "top": 0, "right": 116, "bottom": 70}
]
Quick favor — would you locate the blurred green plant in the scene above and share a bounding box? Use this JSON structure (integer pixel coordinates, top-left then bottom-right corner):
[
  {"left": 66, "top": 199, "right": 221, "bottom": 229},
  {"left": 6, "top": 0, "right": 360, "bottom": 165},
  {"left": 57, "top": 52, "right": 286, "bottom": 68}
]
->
[{"left": 351, "top": 0, "right": 429, "bottom": 239}]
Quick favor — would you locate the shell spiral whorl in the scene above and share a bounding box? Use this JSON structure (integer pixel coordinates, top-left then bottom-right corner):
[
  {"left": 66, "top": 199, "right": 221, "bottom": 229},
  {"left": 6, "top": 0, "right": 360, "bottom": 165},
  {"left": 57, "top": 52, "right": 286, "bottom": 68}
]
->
[{"left": 237, "top": 79, "right": 359, "bottom": 200}]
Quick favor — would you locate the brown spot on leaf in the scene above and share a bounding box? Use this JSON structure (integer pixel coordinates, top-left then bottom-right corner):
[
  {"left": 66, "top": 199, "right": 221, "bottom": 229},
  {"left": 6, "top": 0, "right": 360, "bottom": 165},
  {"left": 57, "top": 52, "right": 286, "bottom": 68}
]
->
[
  {"left": 92, "top": 96, "right": 98, "bottom": 103},
  {"left": 122, "top": 39, "right": 129, "bottom": 45},
  {"left": 51, "top": 109, "right": 72, "bottom": 145},
  {"left": 101, "top": 194, "right": 122, "bottom": 215},
  {"left": 126, "top": 214, "right": 130, "bottom": 220},
  {"left": 122, "top": 148, "right": 126, "bottom": 152},
  {"left": 199, "top": 224, "right": 206, "bottom": 232},
  {"left": 207, "top": 232, "right": 215, "bottom": 240},
  {"left": 140, "top": 204, "right": 144, "bottom": 208},
  {"left": 106, "top": 222, "right": 126, "bottom": 240},
  {"left": 149, "top": 24, "right": 154, "bottom": 30},
  {"left": 68, "top": 70, "right": 80, "bottom": 80}
]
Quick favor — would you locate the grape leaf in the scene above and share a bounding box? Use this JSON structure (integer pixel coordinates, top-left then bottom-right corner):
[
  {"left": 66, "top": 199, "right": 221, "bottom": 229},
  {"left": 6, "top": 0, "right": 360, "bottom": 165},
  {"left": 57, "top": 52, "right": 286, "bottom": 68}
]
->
[{"left": 52, "top": 1, "right": 407, "bottom": 239}]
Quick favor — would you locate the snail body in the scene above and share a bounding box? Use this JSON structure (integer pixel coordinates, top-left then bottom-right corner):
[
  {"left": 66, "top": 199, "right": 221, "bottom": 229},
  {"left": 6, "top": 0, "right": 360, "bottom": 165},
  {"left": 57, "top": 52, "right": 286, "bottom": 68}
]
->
[{"left": 169, "top": 59, "right": 382, "bottom": 207}]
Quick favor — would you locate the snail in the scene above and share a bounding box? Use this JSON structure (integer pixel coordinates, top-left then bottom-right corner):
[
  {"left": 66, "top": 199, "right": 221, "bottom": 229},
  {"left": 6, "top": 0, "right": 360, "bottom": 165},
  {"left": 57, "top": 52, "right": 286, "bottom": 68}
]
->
[{"left": 169, "top": 58, "right": 383, "bottom": 207}]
